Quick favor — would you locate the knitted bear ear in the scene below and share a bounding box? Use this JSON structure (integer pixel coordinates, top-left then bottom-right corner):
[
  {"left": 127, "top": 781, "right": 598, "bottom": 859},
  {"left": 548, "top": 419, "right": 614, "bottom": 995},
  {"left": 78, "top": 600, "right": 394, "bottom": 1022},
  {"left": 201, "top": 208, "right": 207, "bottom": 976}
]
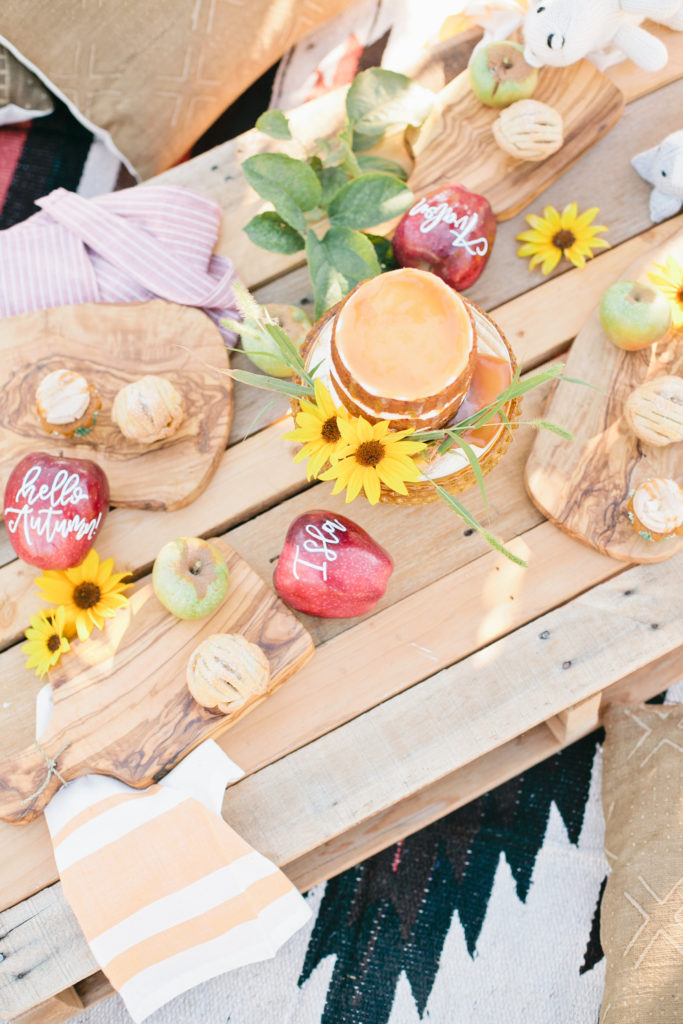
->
[{"left": 631, "top": 145, "right": 659, "bottom": 185}]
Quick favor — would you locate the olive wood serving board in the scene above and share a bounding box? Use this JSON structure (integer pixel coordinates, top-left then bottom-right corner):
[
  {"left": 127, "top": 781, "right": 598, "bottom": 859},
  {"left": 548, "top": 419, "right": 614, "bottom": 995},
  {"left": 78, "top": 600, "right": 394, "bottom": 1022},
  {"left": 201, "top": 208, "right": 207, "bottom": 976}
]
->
[
  {"left": 0, "top": 300, "right": 232, "bottom": 513},
  {"left": 0, "top": 538, "right": 314, "bottom": 824},
  {"left": 525, "top": 230, "right": 683, "bottom": 563},
  {"left": 408, "top": 58, "right": 624, "bottom": 221}
]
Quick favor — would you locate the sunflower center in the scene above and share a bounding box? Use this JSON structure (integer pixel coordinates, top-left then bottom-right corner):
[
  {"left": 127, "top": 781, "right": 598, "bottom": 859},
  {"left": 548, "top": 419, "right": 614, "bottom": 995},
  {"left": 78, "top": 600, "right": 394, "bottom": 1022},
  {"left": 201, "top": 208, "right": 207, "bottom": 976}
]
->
[
  {"left": 677, "top": 286, "right": 683, "bottom": 305},
  {"left": 47, "top": 633, "right": 61, "bottom": 653},
  {"left": 321, "top": 417, "right": 341, "bottom": 443},
  {"left": 552, "top": 229, "right": 576, "bottom": 251},
  {"left": 73, "top": 581, "right": 101, "bottom": 609},
  {"left": 355, "top": 440, "right": 385, "bottom": 467}
]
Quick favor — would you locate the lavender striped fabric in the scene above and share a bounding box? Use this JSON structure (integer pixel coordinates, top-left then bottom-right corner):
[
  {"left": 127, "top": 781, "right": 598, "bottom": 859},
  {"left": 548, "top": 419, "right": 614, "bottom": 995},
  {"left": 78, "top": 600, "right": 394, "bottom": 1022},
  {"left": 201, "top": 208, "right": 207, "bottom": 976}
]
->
[{"left": 0, "top": 185, "right": 240, "bottom": 340}]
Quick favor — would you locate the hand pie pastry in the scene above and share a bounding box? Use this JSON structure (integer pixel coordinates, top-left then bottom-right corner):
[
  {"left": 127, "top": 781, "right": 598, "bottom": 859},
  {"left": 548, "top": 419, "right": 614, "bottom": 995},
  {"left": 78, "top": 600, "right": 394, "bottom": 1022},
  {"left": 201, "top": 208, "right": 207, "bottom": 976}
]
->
[
  {"left": 113, "top": 374, "right": 184, "bottom": 444},
  {"left": 623, "top": 375, "right": 683, "bottom": 447},
  {"left": 186, "top": 633, "right": 271, "bottom": 716}
]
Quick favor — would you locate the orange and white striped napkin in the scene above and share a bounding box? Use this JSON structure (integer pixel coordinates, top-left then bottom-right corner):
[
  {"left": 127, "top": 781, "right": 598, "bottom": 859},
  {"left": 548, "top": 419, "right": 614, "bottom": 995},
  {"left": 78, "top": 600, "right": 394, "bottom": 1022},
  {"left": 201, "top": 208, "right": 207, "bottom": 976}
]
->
[{"left": 36, "top": 687, "right": 311, "bottom": 1023}]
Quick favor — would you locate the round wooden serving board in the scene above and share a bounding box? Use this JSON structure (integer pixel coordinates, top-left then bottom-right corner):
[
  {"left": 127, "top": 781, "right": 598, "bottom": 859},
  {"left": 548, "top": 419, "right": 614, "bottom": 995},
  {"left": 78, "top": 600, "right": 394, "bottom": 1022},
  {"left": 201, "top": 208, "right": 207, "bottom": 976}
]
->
[
  {"left": 525, "top": 228, "right": 683, "bottom": 563},
  {"left": 0, "top": 538, "right": 314, "bottom": 825},
  {"left": 0, "top": 300, "right": 233, "bottom": 514}
]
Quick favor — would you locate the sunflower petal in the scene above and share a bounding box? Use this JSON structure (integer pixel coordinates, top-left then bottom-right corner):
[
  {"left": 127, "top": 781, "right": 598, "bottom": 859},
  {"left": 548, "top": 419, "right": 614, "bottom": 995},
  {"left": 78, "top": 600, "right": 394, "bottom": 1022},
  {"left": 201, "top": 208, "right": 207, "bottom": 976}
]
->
[{"left": 362, "top": 469, "right": 381, "bottom": 505}]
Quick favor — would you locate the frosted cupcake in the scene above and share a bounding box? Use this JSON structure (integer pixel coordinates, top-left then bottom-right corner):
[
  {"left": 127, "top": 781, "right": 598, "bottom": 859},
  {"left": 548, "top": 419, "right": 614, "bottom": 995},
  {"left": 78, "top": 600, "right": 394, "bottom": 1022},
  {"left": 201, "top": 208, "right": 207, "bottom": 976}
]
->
[
  {"left": 626, "top": 478, "right": 683, "bottom": 542},
  {"left": 36, "top": 369, "right": 101, "bottom": 437}
]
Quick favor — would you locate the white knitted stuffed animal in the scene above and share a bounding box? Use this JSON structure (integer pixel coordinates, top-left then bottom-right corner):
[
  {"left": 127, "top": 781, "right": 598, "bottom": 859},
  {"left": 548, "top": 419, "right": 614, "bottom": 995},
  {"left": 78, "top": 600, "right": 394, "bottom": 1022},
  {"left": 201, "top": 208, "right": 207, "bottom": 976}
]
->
[
  {"left": 523, "top": 0, "right": 683, "bottom": 72},
  {"left": 632, "top": 130, "right": 683, "bottom": 221}
]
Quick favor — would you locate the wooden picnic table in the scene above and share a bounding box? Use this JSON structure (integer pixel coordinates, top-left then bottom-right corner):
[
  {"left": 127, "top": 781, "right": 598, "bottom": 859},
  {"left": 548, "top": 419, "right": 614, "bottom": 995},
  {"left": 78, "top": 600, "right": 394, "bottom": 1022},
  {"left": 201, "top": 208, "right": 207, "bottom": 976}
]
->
[{"left": 1, "top": 25, "right": 682, "bottom": 1023}]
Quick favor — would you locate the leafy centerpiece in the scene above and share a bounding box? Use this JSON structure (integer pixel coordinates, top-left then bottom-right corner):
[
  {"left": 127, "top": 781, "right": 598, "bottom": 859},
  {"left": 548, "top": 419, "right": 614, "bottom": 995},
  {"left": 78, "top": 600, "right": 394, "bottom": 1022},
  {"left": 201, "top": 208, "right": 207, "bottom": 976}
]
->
[{"left": 230, "top": 67, "right": 583, "bottom": 568}]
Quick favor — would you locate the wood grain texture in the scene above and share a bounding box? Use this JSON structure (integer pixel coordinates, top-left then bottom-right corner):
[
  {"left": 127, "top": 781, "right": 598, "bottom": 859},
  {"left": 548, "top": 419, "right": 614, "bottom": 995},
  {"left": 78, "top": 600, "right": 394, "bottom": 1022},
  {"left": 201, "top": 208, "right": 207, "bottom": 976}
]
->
[
  {"left": 0, "top": 301, "right": 232, "bottom": 515},
  {"left": 526, "top": 230, "right": 683, "bottom": 562},
  {"left": 0, "top": 539, "right": 313, "bottom": 825},
  {"left": 221, "top": 555, "right": 682, "bottom": 873},
  {"left": 388, "top": 60, "right": 624, "bottom": 220},
  {"left": 0, "top": 883, "right": 97, "bottom": 1018}
]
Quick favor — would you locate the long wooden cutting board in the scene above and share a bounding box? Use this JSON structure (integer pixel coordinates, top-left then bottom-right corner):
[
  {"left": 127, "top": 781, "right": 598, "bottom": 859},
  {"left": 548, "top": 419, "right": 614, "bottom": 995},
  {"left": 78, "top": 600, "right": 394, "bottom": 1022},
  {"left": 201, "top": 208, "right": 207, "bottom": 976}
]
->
[
  {"left": 0, "top": 300, "right": 233, "bottom": 513},
  {"left": 408, "top": 58, "right": 624, "bottom": 220},
  {"left": 525, "top": 228, "right": 683, "bottom": 562},
  {"left": 0, "top": 538, "right": 314, "bottom": 824}
]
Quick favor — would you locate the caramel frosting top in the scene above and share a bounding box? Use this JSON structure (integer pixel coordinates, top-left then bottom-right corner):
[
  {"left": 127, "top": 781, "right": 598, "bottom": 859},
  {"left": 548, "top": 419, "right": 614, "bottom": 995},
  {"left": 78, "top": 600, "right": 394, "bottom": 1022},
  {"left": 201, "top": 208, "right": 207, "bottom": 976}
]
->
[
  {"left": 36, "top": 369, "right": 91, "bottom": 424},
  {"left": 333, "top": 268, "right": 474, "bottom": 401},
  {"left": 632, "top": 477, "right": 683, "bottom": 536}
]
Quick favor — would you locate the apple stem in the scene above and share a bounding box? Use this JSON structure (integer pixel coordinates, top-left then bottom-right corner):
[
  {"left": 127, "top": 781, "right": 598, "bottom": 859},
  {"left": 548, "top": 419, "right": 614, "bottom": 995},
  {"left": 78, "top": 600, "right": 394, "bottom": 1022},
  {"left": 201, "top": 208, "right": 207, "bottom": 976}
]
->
[{"left": 190, "top": 561, "right": 202, "bottom": 575}]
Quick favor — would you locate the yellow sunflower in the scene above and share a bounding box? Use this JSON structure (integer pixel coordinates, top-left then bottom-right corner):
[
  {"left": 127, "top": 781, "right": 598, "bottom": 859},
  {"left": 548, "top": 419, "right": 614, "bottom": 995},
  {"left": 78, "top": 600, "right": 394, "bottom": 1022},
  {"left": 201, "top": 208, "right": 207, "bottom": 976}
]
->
[
  {"left": 22, "top": 606, "right": 70, "bottom": 678},
  {"left": 647, "top": 254, "right": 683, "bottom": 328},
  {"left": 319, "top": 416, "right": 426, "bottom": 505},
  {"left": 282, "top": 379, "right": 350, "bottom": 479},
  {"left": 36, "top": 548, "right": 131, "bottom": 642},
  {"left": 517, "top": 203, "right": 609, "bottom": 274}
]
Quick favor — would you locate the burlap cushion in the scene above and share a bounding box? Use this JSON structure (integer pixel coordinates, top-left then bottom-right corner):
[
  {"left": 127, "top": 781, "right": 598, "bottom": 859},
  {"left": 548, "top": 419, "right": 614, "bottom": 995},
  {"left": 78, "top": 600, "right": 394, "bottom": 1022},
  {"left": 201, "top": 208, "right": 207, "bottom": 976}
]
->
[
  {"left": 600, "top": 702, "right": 683, "bottom": 1023},
  {"left": 0, "top": 0, "right": 356, "bottom": 179},
  {"left": 0, "top": 45, "right": 53, "bottom": 125}
]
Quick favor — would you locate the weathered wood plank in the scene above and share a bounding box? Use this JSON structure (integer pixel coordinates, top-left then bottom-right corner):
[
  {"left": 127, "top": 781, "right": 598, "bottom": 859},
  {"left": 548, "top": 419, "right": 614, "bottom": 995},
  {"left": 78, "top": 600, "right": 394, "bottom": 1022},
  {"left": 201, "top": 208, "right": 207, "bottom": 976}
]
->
[
  {"left": 222, "top": 556, "right": 681, "bottom": 873},
  {"left": 0, "top": 884, "right": 97, "bottom": 1018}
]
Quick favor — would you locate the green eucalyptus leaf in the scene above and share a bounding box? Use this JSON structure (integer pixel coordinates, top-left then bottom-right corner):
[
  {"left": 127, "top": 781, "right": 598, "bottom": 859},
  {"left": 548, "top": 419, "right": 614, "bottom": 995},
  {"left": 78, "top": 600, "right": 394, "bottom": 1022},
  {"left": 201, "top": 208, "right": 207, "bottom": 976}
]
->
[
  {"left": 351, "top": 128, "right": 387, "bottom": 152},
  {"left": 327, "top": 172, "right": 413, "bottom": 229},
  {"left": 306, "top": 227, "right": 381, "bottom": 318},
  {"left": 255, "top": 109, "right": 292, "bottom": 140},
  {"left": 318, "top": 166, "right": 351, "bottom": 207},
  {"left": 243, "top": 212, "right": 306, "bottom": 254},
  {"left": 242, "top": 152, "right": 322, "bottom": 232},
  {"left": 346, "top": 68, "right": 434, "bottom": 135},
  {"left": 355, "top": 153, "right": 408, "bottom": 180}
]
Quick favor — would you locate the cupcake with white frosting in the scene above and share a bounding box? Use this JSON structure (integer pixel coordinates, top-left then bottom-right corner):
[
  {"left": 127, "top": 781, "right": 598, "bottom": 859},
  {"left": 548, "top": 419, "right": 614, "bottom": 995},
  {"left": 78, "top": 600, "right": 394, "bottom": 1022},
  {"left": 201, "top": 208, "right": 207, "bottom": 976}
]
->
[
  {"left": 626, "top": 477, "right": 683, "bottom": 542},
  {"left": 36, "top": 369, "right": 101, "bottom": 437}
]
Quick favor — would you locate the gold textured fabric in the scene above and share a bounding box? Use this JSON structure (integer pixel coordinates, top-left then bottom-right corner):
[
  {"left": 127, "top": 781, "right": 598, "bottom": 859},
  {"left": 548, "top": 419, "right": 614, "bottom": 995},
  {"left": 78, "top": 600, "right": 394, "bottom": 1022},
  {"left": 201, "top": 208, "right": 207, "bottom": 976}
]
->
[
  {"left": 0, "top": 0, "right": 355, "bottom": 178},
  {"left": 600, "top": 702, "right": 683, "bottom": 1023}
]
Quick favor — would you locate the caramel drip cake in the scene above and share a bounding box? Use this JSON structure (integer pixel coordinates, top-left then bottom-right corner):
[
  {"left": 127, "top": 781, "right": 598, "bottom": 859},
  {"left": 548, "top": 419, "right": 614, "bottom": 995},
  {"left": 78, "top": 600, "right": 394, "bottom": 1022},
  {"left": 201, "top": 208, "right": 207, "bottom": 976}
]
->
[{"left": 330, "top": 268, "right": 477, "bottom": 430}]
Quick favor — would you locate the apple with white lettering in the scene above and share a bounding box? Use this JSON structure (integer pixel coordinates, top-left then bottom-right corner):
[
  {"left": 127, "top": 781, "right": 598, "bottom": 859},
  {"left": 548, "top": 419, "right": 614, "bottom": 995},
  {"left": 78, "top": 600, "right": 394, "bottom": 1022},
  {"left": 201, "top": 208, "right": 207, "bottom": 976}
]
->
[
  {"left": 273, "top": 510, "right": 393, "bottom": 619},
  {"left": 392, "top": 183, "right": 496, "bottom": 291},
  {"left": 3, "top": 452, "right": 109, "bottom": 569}
]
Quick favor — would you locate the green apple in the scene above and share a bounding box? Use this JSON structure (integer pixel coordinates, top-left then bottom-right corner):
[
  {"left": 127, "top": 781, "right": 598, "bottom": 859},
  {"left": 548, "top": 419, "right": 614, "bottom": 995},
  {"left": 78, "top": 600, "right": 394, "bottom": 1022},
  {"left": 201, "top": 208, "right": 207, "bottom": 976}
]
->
[
  {"left": 153, "top": 537, "right": 229, "bottom": 619},
  {"left": 240, "top": 303, "right": 312, "bottom": 378},
  {"left": 599, "top": 281, "right": 672, "bottom": 351},
  {"left": 469, "top": 41, "right": 539, "bottom": 108}
]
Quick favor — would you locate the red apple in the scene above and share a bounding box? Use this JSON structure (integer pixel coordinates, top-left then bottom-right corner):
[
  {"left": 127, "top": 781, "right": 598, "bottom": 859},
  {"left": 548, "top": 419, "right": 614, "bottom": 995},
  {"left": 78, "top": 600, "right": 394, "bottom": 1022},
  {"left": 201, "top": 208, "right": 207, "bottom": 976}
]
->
[
  {"left": 273, "top": 510, "right": 393, "bottom": 619},
  {"left": 3, "top": 452, "right": 109, "bottom": 569},
  {"left": 392, "top": 183, "right": 496, "bottom": 291}
]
